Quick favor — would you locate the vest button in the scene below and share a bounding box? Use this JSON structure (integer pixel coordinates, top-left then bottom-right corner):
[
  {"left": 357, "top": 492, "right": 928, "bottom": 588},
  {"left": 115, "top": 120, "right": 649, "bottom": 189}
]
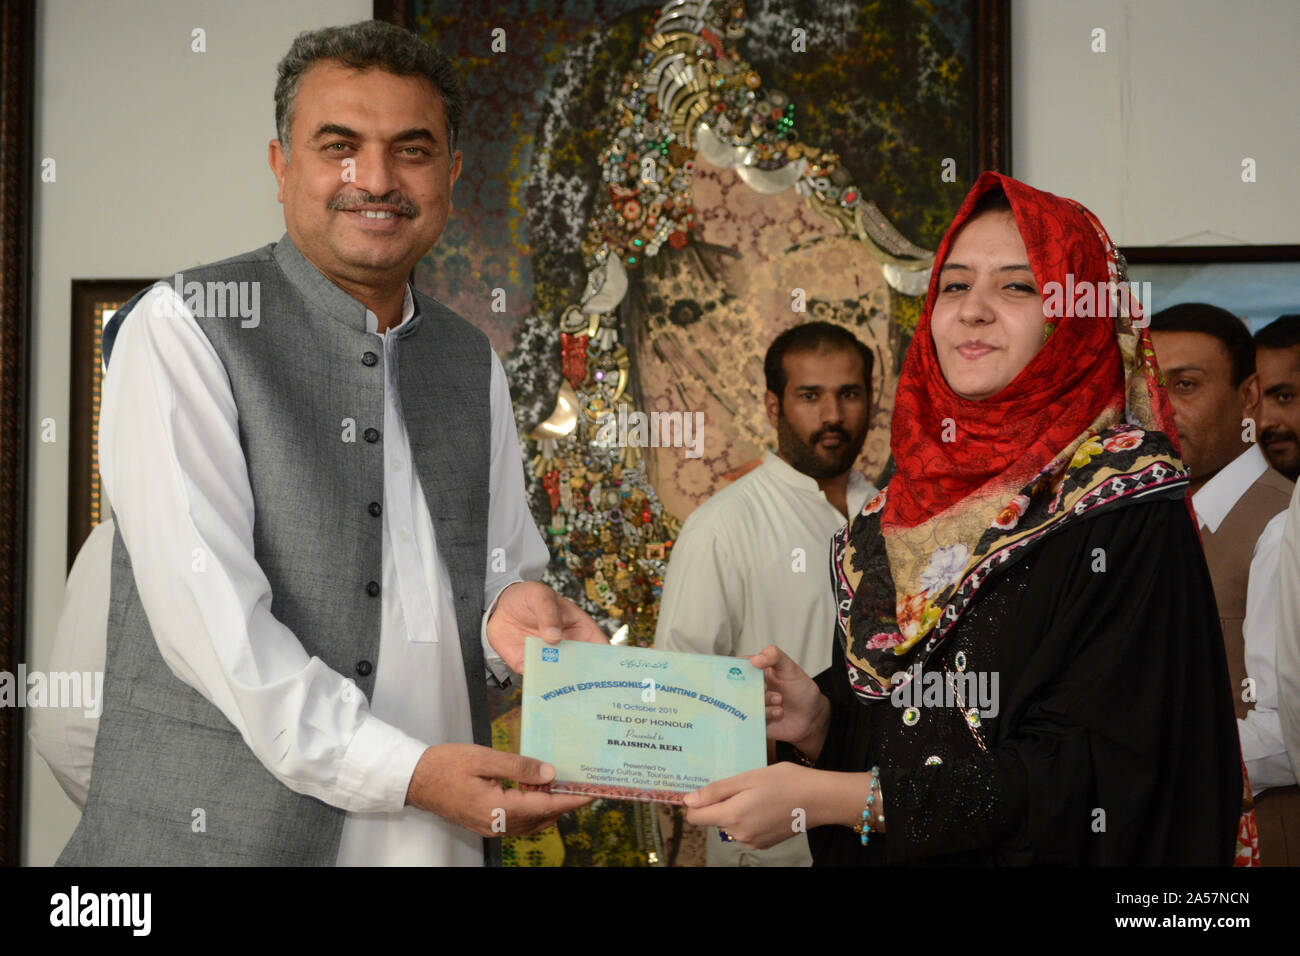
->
[
  {"left": 364, "top": 427, "right": 380, "bottom": 443},
  {"left": 368, "top": 501, "right": 382, "bottom": 517},
  {"left": 362, "top": 351, "right": 378, "bottom": 367},
  {"left": 366, "top": 580, "right": 380, "bottom": 597},
  {"left": 355, "top": 660, "right": 373, "bottom": 677}
]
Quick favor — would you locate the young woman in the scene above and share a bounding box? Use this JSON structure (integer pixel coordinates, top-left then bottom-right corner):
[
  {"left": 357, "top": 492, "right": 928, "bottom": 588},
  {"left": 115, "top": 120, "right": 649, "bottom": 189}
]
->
[{"left": 683, "top": 172, "right": 1244, "bottom": 865}]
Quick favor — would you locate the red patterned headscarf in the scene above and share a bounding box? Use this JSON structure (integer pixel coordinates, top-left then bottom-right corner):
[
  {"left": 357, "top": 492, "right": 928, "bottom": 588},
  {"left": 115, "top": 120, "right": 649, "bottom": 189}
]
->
[
  {"left": 885, "top": 171, "right": 1172, "bottom": 531},
  {"left": 832, "top": 172, "right": 1186, "bottom": 696}
]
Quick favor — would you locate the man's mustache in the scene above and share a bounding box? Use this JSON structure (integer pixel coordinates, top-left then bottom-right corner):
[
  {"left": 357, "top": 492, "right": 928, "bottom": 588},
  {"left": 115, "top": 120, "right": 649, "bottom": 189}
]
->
[
  {"left": 813, "top": 426, "right": 851, "bottom": 443},
  {"left": 1261, "top": 426, "right": 1298, "bottom": 445},
  {"left": 329, "top": 191, "right": 419, "bottom": 217}
]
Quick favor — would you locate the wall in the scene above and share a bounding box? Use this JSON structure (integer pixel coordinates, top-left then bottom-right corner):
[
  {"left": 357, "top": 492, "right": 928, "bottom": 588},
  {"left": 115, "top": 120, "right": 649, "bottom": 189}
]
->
[{"left": 1013, "top": 0, "right": 1300, "bottom": 246}]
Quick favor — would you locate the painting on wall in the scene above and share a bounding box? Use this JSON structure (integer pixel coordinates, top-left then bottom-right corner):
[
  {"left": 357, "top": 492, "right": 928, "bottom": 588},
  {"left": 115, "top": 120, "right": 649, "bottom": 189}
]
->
[{"left": 378, "top": 0, "right": 1010, "bottom": 865}]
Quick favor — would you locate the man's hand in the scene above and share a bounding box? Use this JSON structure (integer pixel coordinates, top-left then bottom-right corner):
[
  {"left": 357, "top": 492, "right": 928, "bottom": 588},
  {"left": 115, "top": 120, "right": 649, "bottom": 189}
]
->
[
  {"left": 486, "top": 580, "right": 608, "bottom": 673},
  {"left": 406, "top": 743, "right": 592, "bottom": 837}
]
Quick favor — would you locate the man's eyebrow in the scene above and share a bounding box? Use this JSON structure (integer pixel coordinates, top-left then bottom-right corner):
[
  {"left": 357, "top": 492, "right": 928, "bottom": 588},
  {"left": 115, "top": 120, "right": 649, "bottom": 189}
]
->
[
  {"left": 309, "top": 123, "right": 360, "bottom": 142},
  {"left": 307, "top": 125, "right": 439, "bottom": 145},
  {"left": 1163, "top": 364, "right": 1205, "bottom": 376},
  {"left": 390, "top": 127, "right": 438, "bottom": 144},
  {"left": 792, "top": 382, "right": 865, "bottom": 394}
]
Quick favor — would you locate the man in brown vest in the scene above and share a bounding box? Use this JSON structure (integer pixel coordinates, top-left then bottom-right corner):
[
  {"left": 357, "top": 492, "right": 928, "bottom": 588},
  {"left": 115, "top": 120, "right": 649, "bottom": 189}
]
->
[{"left": 1152, "top": 303, "right": 1299, "bottom": 866}]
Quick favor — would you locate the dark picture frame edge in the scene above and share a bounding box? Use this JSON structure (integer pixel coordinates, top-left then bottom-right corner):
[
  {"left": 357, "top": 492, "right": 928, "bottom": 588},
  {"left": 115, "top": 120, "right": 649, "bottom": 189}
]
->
[
  {"left": 372, "top": 0, "right": 409, "bottom": 30},
  {"left": 1122, "top": 245, "right": 1300, "bottom": 265},
  {"left": 975, "top": 0, "right": 1011, "bottom": 176},
  {"left": 0, "top": 0, "right": 36, "bottom": 867},
  {"left": 67, "top": 281, "right": 155, "bottom": 573}
]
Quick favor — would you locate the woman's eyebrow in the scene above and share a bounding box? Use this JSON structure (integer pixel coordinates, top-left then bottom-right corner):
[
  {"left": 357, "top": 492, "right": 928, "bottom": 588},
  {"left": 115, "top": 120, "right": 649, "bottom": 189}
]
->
[{"left": 939, "top": 261, "right": 1033, "bottom": 273}]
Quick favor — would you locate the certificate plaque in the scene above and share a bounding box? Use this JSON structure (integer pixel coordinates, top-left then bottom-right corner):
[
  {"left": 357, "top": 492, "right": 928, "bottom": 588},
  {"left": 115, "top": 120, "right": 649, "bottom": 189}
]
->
[{"left": 519, "top": 638, "right": 767, "bottom": 804}]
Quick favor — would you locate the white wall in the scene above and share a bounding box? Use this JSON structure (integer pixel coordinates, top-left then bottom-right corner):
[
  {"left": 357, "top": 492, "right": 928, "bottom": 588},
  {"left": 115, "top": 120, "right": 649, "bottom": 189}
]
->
[
  {"left": 26, "top": 0, "right": 370, "bottom": 866},
  {"left": 1013, "top": 0, "right": 1300, "bottom": 246},
  {"left": 24, "top": 0, "right": 1300, "bottom": 865}
]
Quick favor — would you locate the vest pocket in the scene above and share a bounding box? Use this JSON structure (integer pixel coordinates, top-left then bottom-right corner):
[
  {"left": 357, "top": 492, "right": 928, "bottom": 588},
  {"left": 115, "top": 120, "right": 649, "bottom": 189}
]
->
[{"left": 124, "top": 680, "right": 240, "bottom": 734}]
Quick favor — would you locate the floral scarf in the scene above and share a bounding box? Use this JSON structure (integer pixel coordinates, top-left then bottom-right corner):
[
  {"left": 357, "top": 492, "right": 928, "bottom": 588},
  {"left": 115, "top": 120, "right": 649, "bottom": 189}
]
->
[{"left": 832, "top": 172, "right": 1186, "bottom": 700}]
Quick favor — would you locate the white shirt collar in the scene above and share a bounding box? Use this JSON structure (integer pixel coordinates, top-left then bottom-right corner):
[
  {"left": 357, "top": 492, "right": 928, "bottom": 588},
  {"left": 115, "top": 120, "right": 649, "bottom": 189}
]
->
[
  {"left": 364, "top": 285, "right": 416, "bottom": 336},
  {"left": 1191, "top": 443, "right": 1269, "bottom": 533},
  {"left": 761, "top": 449, "right": 871, "bottom": 500}
]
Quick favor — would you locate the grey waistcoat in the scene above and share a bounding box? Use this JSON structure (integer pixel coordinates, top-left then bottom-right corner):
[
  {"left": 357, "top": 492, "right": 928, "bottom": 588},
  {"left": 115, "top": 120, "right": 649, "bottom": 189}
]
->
[{"left": 58, "top": 235, "right": 498, "bottom": 866}]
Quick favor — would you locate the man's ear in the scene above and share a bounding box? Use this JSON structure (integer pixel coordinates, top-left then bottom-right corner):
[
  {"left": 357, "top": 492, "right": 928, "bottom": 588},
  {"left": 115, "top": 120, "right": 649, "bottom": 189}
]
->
[
  {"left": 764, "top": 389, "right": 781, "bottom": 431},
  {"left": 447, "top": 149, "right": 463, "bottom": 211},
  {"left": 269, "top": 140, "right": 288, "bottom": 202},
  {"left": 1241, "top": 371, "right": 1261, "bottom": 418}
]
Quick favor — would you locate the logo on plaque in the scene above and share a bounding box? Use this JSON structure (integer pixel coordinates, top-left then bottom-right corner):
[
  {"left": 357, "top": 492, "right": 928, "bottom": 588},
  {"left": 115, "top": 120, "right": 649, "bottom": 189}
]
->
[
  {"left": 726, "top": 666, "right": 744, "bottom": 681},
  {"left": 542, "top": 647, "right": 559, "bottom": 662}
]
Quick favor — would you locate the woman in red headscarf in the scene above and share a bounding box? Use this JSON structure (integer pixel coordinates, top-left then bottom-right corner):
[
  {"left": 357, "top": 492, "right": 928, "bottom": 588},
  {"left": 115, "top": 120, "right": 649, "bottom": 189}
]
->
[{"left": 683, "top": 172, "right": 1244, "bottom": 864}]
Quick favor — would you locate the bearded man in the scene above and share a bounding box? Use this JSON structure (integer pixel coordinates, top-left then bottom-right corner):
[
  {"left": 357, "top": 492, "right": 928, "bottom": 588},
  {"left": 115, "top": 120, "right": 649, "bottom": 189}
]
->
[{"left": 654, "top": 321, "right": 876, "bottom": 866}]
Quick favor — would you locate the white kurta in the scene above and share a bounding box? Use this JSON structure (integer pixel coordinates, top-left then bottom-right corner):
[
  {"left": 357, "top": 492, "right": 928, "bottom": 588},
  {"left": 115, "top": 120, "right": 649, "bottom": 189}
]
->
[{"left": 1275, "top": 478, "right": 1300, "bottom": 794}]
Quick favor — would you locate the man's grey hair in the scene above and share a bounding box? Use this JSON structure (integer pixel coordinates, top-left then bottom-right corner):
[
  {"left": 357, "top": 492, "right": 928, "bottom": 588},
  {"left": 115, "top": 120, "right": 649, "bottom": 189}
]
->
[{"left": 274, "top": 19, "right": 464, "bottom": 158}]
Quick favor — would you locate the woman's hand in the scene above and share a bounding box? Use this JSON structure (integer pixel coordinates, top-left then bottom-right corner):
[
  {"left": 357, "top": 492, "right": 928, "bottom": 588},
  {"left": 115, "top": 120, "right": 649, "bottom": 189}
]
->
[
  {"left": 750, "top": 645, "right": 831, "bottom": 760},
  {"left": 683, "top": 765, "right": 882, "bottom": 849},
  {"left": 682, "top": 763, "right": 820, "bottom": 850}
]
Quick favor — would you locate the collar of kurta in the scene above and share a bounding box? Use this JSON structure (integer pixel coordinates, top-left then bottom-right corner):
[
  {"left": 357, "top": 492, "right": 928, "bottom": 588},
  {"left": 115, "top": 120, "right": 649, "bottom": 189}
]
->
[
  {"left": 272, "top": 232, "right": 419, "bottom": 336},
  {"left": 1192, "top": 444, "right": 1269, "bottom": 533},
  {"left": 761, "top": 450, "right": 871, "bottom": 500}
]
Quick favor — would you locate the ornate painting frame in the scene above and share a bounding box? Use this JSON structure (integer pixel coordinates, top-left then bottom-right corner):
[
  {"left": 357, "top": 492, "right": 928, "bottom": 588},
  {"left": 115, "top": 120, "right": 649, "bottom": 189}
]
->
[{"left": 375, "top": 0, "right": 1011, "bottom": 867}]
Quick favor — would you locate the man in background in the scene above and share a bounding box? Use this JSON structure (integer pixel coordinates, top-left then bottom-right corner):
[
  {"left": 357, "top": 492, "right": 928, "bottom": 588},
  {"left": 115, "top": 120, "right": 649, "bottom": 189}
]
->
[
  {"left": 1255, "top": 314, "right": 1300, "bottom": 481},
  {"left": 655, "top": 321, "right": 876, "bottom": 866},
  {"left": 1151, "top": 303, "right": 1299, "bottom": 865}
]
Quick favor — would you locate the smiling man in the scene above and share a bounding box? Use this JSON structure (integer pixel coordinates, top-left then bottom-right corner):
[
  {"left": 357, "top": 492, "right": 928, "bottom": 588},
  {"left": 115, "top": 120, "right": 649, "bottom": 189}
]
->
[
  {"left": 56, "top": 20, "right": 603, "bottom": 867},
  {"left": 655, "top": 321, "right": 876, "bottom": 866}
]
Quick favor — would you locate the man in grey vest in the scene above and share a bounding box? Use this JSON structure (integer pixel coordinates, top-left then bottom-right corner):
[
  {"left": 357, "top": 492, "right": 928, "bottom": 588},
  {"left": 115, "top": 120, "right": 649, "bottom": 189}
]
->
[{"left": 58, "top": 20, "right": 603, "bottom": 866}]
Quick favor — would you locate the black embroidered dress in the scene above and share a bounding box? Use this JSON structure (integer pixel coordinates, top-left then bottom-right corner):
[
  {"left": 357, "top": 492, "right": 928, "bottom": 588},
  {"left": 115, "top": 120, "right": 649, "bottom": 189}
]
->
[{"left": 800, "top": 497, "right": 1241, "bottom": 865}]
